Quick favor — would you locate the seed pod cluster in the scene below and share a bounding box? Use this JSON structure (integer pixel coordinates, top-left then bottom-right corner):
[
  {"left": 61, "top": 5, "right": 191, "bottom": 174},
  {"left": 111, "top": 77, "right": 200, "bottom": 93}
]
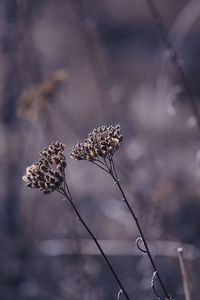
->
[
  {"left": 71, "top": 125, "right": 122, "bottom": 161},
  {"left": 22, "top": 142, "right": 66, "bottom": 194}
]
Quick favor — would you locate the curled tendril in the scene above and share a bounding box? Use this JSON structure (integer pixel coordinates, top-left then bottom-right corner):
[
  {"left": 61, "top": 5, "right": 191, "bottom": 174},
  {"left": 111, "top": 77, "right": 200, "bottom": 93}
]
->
[
  {"left": 117, "top": 289, "right": 123, "bottom": 300},
  {"left": 151, "top": 272, "right": 162, "bottom": 300},
  {"left": 136, "top": 237, "right": 147, "bottom": 253}
]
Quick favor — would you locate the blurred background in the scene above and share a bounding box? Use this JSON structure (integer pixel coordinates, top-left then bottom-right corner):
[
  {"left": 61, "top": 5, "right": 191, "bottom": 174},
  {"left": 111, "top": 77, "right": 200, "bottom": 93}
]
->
[{"left": 0, "top": 0, "right": 200, "bottom": 299}]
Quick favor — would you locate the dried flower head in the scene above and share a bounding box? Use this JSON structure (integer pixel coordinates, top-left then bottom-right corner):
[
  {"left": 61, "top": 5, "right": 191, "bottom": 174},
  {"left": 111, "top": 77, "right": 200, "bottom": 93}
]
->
[
  {"left": 22, "top": 142, "right": 66, "bottom": 194},
  {"left": 71, "top": 125, "right": 122, "bottom": 161}
]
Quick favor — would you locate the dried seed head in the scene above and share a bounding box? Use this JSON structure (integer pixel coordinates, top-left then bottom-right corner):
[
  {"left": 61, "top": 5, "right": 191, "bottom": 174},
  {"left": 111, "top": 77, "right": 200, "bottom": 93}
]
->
[
  {"left": 22, "top": 142, "right": 66, "bottom": 194},
  {"left": 71, "top": 125, "right": 122, "bottom": 161}
]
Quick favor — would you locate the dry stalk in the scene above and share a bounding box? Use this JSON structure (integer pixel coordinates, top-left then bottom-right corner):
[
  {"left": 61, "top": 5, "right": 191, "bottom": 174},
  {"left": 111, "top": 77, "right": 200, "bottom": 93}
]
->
[{"left": 177, "top": 247, "right": 192, "bottom": 300}]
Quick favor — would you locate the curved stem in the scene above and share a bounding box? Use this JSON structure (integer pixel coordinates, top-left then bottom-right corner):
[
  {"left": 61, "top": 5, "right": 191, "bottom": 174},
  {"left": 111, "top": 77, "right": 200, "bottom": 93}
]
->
[
  {"left": 110, "top": 172, "right": 172, "bottom": 299},
  {"left": 59, "top": 188, "right": 130, "bottom": 300}
]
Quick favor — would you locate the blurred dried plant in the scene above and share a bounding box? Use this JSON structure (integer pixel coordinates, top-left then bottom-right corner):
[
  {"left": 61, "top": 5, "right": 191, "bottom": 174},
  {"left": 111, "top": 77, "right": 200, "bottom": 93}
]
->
[
  {"left": 145, "top": 0, "right": 200, "bottom": 133},
  {"left": 18, "top": 70, "right": 69, "bottom": 119}
]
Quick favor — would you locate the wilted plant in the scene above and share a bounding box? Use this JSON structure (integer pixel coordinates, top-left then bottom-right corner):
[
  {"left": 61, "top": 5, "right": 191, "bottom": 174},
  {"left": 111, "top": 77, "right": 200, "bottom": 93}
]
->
[
  {"left": 71, "top": 125, "right": 173, "bottom": 300},
  {"left": 22, "top": 141, "right": 131, "bottom": 300},
  {"left": 23, "top": 125, "right": 175, "bottom": 299}
]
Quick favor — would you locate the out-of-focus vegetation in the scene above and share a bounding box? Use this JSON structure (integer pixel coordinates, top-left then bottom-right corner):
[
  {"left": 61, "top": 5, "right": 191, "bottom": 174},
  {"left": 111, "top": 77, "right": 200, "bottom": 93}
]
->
[{"left": 0, "top": 0, "right": 200, "bottom": 299}]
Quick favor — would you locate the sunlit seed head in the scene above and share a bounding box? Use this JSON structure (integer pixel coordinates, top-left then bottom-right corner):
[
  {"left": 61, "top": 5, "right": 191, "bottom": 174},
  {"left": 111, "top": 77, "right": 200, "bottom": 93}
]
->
[{"left": 71, "top": 125, "right": 122, "bottom": 162}]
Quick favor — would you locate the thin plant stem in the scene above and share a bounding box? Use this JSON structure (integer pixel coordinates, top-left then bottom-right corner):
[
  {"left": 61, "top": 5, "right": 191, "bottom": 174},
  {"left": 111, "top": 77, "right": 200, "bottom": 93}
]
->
[
  {"left": 177, "top": 248, "right": 192, "bottom": 300},
  {"left": 110, "top": 157, "right": 119, "bottom": 181},
  {"left": 145, "top": 0, "right": 200, "bottom": 133},
  {"left": 110, "top": 172, "right": 171, "bottom": 299},
  {"left": 95, "top": 159, "right": 172, "bottom": 299},
  {"left": 58, "top": 187, "right": 131, "bottom": 300},
  {"left": 103, "top": 157, "right": 111, "bottom": 171},
  {"left": 91, "top": 161, "right": 108, "bottom": 172}
]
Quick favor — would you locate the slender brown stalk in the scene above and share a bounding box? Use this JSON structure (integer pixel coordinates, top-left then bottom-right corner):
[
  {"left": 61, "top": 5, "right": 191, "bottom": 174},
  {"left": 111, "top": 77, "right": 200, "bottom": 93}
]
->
[
  {"left": 58, "top": 186, "right": 131, "bottom": 300},
  {"left": 145, "top": 0, "right": 200, "bottom": 133},
  {"left": 177, "top": 248, "right": 192, "bottom": 300}
]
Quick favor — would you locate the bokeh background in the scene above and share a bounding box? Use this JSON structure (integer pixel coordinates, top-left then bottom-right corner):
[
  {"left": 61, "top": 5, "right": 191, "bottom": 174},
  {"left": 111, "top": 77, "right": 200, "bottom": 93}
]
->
[{"left": 0, "top": 0, "right": 200, "bottom": 299}]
